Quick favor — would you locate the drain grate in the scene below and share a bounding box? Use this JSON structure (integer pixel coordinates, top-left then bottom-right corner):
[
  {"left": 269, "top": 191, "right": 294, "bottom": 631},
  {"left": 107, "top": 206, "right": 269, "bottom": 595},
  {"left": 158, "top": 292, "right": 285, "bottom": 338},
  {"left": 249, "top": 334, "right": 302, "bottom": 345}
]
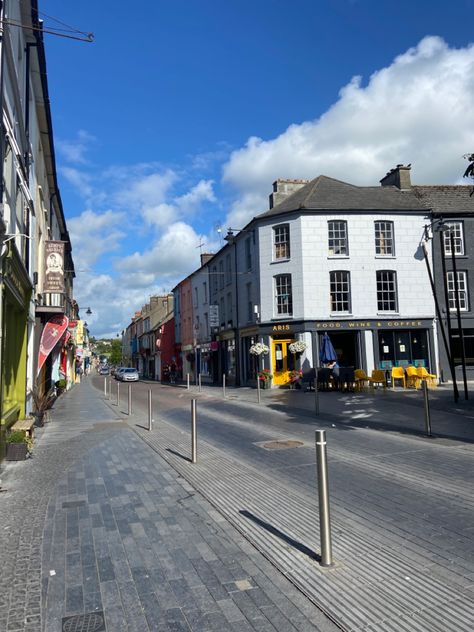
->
[
  {"left": 62, "top": 612, "right": 105, "bottom": 632},
  {"left": 260, "top": 440, "right": 304, "bottom": 450}
]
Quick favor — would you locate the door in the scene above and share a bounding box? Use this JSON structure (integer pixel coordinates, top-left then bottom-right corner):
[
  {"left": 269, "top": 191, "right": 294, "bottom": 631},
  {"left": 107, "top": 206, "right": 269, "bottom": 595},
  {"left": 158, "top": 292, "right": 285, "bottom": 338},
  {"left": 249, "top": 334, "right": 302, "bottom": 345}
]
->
[{"left": 272, "top": 339, "right": 295, "bottom": 385}]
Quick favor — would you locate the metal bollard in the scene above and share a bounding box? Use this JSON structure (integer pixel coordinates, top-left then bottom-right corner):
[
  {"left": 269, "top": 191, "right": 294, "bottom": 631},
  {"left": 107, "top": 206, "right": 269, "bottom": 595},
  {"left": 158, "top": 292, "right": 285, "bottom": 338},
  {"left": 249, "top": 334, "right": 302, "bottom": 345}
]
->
[
  {"left": 191, "top": 398, "right": 197, "bottom": 463},
  {"left": 128, "top": 384, "right": 132, "bottom": 415},
  {"left": 314, "top": 377, "right": 319, "bottom": 416},
  {"left": 315, "top": 430, "right": 334, "bottom": 567},
  {"left": 257, "top": 374, "right": 261, "bottom": 404},
  {"left": 198, "top": 374, "right": 202, "bottom": 393},
  {"left": 187, "top": 373, "right": 190, "bottom": 390},
  {"left": 104, "top": 377, "right": 107, "bottom": 398},
  {"left": 422, "top": 380, "right": 432, "bottom": 437},
  {"left": 116, "top": 382, "right": 120, "bottom": 406},
  {"left": 148, "top": 389, "right": 153, "bottom": 431},
  {"left": 223, "top": 373, "right": 226, "bottom": 398}
]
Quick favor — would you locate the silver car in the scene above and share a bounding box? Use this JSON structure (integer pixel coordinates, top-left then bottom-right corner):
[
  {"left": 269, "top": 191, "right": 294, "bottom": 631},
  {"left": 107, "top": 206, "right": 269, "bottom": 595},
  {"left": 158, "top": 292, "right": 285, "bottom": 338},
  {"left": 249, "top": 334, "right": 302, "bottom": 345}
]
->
[
  {"left": 120, "top": 368, "right": 139, "bottom": 382},
  {"left": 114, "top": 367, "right": 126, "bottom": 380}
]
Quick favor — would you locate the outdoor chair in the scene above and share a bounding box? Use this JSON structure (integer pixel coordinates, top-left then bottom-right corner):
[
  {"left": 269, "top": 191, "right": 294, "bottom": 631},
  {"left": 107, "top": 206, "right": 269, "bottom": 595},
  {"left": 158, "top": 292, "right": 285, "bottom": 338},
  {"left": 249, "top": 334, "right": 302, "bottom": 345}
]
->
[
  {"left": 317, "top": 368, "right": 333, "bottom": 391},
  {"left": 406, "top": 366, "right": 420, "bottom": 389},
  {"left": 417, "top": 366, "right": 437, "bottom": 388},
  {"left": 338, "top": 368, "right": 356, "bottom": 392},
  {"left": 354, "top": 369, "right": 370, "bottom": 391},
  {"left": 369, "top": 369, "right": 387, "bottom": 389},
  {"left": 391, "top": 366, "right": 406, "bottom": 389}
]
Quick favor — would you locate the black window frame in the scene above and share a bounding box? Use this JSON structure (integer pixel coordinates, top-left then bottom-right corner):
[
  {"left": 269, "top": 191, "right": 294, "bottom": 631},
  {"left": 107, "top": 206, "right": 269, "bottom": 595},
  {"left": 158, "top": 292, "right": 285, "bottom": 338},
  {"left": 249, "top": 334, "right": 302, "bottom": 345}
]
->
[
  {"left": 274, "top": 274, "right": 293, "bottom": 316},
  {"left": 328, "top": 220, "right": 348, "bottom": 256},
  {"left": 376, "top": 270, "right": 398, "bottom": 312}
]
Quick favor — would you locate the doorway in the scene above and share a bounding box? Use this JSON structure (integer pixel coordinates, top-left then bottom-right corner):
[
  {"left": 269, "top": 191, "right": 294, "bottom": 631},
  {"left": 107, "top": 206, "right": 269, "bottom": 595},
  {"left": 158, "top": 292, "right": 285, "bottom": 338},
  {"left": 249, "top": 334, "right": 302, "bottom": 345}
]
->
[
  {"left": 320, "top": 331, "right": 358, "bottom": 367},
  {"left": 271, "top": 338, "right": 296, "bottom": 385}
]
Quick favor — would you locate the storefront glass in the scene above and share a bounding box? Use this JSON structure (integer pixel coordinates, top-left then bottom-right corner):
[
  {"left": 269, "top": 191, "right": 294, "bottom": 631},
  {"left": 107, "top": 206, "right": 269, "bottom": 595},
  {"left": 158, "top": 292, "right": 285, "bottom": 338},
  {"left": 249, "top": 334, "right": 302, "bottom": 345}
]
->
[{"left": 378, "top": 330, "right": 429, "bottom": 368}]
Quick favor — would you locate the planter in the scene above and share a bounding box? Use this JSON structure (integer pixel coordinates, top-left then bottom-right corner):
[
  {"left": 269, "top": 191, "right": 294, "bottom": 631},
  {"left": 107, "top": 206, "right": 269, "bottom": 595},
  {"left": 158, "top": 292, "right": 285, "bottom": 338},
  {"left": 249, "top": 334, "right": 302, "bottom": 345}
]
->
[
  {"left": 6, "top": 443, "right": 28, "bottom": 461},
  {"left": 260, "top": 380, "right": 272, "bottom": 389}
]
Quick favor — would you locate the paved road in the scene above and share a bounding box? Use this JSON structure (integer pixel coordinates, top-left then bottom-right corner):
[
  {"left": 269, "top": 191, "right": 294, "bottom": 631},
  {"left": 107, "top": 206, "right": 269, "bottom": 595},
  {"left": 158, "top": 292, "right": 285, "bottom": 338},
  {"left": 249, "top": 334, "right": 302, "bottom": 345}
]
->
[
  {"left": 95, "top": 375, "right": 474, "bottom": 631},
  {"left": 0, "top": 379, "right": 337, "bottom": 632}
]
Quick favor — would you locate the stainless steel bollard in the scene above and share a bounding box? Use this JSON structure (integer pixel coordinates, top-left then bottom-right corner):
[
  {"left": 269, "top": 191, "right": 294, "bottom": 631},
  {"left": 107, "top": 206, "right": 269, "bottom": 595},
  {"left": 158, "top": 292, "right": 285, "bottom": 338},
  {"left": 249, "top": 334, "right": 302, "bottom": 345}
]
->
[
  {"left": 315, "top": 430, "right": 334, "bottom": 567},
  {"left": 314, "top": 377, "right": 319, "bottom": 416},
  {"left": 223, "top": 373, "right": 226, "bottom": 398},
  {"left": 191, "top": 398, "right": 197, "bottom": 463},
  {"left": 422, "top": 380, "right": 432, "bottom": 437},
  {"left": 148, "top": 389, "right": 153, "bottom": 431},
  {"left": 116, "top": 382, "right": 120, "bottom": 406},
  {"left": 257, "top": 374, "right": 261, "bottom": 404},
  {"left": 128, "top": 384, "right": 132, "bottom": 415},
  {"left": 104, "top": 377, "right": 107, "bottom": 398},
  {"left": 187, "top": 373, "right": 190, "bottom": 390},
  {"left": 198, "top": 374, "right": 202, "bottom": 393}
]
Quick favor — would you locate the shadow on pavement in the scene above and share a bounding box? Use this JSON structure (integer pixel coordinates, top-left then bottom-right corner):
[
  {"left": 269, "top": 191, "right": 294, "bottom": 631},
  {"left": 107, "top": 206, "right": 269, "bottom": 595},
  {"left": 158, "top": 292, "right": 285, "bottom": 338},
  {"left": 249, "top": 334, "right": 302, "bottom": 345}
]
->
[
  {"left": 166, "top": 447, "right": 192, "bottom": 462},
  {"left": 240, "top": 509, "right": 320, "bottom": 563}
]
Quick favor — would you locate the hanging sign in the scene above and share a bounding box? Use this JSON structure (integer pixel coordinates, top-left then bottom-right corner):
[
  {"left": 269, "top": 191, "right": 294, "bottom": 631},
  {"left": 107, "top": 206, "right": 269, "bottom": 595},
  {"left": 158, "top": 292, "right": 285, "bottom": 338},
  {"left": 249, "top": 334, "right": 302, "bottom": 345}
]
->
[
  {"left": 209, "top": 304, "right": 219, "bottom": 327},
  {"left": 43, "top": 241, "right": 65, "bottom": 293},
  {"left": 37, "top": 314, "right": 69, "bottom": 374}
]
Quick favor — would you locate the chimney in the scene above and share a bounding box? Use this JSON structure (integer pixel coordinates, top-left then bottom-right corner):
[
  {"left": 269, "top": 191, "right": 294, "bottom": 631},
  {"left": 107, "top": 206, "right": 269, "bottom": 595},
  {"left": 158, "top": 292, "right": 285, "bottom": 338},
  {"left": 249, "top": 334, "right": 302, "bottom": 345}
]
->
[
  {"left": 269, "top": 178, "right": 310, "bottom": 209},
  {"left": 200, "top": 253, "right": 213, "bottom": 266},
  {"left": 380, "top": 164, "right": 411, "bottom": 189}
]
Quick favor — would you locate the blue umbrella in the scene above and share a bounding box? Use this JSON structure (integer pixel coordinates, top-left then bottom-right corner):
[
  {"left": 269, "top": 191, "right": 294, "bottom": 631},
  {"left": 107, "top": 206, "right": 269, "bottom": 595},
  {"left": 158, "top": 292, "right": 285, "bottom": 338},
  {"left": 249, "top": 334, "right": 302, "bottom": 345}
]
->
[{"left": 319, "top": 333, "right": 337, "bottom": 365}]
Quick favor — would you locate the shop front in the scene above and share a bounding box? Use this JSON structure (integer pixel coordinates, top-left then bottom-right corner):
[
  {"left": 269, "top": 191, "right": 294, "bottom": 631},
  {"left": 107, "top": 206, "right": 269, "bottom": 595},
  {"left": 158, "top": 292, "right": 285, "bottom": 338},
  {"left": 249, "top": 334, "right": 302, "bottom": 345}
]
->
[
  {"left": 258, "top": 322, "right": 313, "bottom": 387},
  {"left": 314, "top": 318, "right": 435, "bottom": 373},
  {"left": 1, "top": 245, "right": 32, "bottom": 458},
  {"left": 240, "top": 326, "right": 260, "bottom": 385},
  {"left": 218, "top": 331, "right": 236, "bottom": 385}
]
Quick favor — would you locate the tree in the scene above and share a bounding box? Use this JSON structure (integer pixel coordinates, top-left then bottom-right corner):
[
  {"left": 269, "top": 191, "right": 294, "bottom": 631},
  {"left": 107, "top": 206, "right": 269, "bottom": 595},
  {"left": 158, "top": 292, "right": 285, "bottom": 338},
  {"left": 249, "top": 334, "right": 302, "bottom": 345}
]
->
[
  {"left": 463, "top": 153, "right": 474, "bottom": 194},
  {"left": 109, "top": 339, "right": 122, "bottom": 365}
]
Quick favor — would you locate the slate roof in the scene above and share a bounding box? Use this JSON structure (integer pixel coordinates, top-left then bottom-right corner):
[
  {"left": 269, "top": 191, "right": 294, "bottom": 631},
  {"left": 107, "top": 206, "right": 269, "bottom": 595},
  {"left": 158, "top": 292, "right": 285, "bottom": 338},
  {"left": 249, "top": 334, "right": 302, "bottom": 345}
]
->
[
  {"left": 257, "top": 175, "right": 426, "bottom": 218},
  {"left": 411, "top": 185, "right": 474, "bottom": 215}
]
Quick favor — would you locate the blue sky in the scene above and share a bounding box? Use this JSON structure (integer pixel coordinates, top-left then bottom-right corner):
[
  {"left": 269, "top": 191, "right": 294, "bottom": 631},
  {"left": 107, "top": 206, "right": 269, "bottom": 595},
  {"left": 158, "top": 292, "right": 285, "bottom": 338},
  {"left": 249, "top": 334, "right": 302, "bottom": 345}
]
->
[{"left": 40, "top": 0, "right": 474, "bottom": 337}]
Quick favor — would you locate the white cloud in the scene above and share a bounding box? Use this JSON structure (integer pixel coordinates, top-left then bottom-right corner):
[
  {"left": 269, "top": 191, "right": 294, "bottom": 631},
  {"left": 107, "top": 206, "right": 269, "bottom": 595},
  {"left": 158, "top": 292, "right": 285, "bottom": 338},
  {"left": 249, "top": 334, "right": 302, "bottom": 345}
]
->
[
  {"left": 116, "top": 221, "right": 203, "bottom": 280},
  {"left": 222, "top": 36, "right": 474, "bottom": 226},
  {"left": 175, "top": 179, "right": 216, "bottom": 212},
  {"left": 57, "top": 130, "right": 96, "bottom": 164},
  {"left": 68, "top": 209, "right": 126, "bottom": 265},
  {"left": 61, "top": 167, "right": 94, "bottom": 198}
]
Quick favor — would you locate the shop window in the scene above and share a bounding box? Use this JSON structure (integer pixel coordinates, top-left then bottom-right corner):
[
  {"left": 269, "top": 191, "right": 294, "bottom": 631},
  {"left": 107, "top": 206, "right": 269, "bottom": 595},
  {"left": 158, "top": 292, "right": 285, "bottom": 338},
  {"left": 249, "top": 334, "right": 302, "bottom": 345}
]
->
[
  {"left": 273, "top": 224, "right": 290, "bottom": 260},
  {"left": 246, "top": 283, "right": 253, "bottom": 322},
  {"left": 328, "top": 220, "right": 348, "bottom": 256},
  {"left": 374, "top": 221, "right": 394, "bottom": 256},
  {"left": 329, "top": 271, "right": 351, "bottom": 313},
  {"left": 275, "top": 274, "right": 292, "bottom": 316},
  {"left": 447, "top": 271, "right": 468, "bottom": 311},
  {"left": 452, "top": 329, "right": 474, "bottom": 365},
  {"left": 443, "top": 222, "right": 464, "bottom": 256},
  {"left": 377, "top": 270, "right": 398, "bottom": 312}
]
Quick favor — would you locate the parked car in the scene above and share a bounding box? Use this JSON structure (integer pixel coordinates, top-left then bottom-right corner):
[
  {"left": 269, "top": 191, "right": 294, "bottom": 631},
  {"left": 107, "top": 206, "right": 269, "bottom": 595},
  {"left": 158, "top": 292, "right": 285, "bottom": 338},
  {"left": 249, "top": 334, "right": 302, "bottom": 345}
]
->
[
  {"left": 120, "top": 368, "right": 139, "bottom": 382},
  {"left": 114, "top": 367, "right": 126, "bottom": 380},
  {"left": 99, "top": 366, "right": 109, "bottom": 376}
]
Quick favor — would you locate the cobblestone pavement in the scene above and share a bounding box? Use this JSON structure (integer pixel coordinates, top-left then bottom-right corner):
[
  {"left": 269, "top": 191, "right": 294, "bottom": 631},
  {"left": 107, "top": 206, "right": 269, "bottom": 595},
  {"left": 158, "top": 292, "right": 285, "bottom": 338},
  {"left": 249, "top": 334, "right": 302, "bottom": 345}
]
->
[
  {"left": 98, "top": 376, "right": 474, "bottom": 631},
  {"left": 0, "top": 380, "right": 337, "bottom": 632}
]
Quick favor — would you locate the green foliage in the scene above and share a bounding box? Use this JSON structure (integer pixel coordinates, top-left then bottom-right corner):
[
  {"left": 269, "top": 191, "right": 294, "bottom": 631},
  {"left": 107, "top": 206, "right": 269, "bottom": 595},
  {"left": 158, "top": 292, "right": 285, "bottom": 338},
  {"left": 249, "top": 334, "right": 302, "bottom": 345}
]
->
[
  {"left": 55, "top": 379, "right": 67, "bottom": 389},
  {"left": 7, "top": 431, "right": 29, "bottom": 444},
  {"left": 109, "top": 339, "right": 122, "bottom": 365}
]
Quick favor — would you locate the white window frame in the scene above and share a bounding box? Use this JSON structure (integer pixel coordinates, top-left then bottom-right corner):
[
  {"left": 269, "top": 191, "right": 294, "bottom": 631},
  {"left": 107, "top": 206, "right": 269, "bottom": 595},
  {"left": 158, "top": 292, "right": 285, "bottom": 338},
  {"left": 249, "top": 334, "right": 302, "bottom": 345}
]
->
[
  {"left": 376, "top": 270, "right": 398, "bottom": 313},
  {"left": 374, "top": 220, "right": 395, "bottom": 256},
  {"left": 329, "top": 270, "right": 351, "bottom": 313},
  {"left": 274, "top": 274, "right": 293, "bottom": 316},
  {"left": 447, "top": 271, "right": 469, "bottom": 311},
  {"left": 443, "top": 222, "right": 464, "bottom": 256},
  {"left": 328, "top": 220, "right": 348, "bottom": 256},
  {"left": 273, "top": 224, "right": 290, "bottom": 260}
]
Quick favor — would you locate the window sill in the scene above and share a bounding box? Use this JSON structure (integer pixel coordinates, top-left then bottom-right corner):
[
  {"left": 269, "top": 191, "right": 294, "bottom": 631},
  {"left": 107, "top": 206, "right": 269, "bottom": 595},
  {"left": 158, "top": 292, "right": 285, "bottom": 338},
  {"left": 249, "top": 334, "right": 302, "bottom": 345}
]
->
[
  {"left": 376, "top": 312, "right": 399, "bottom": 316},
  {"left": 271, "top": 258, "right": 291, "bottom": 264},
  {"left": 375, "top": 255, "right": 396, "bottom": 259},
  {"left": 327, "top": 255, "right": 349, "bottom": 259},
  {"left": 271, "top": 315, "right": 293, "bottom": 320},
  {"left": 330, "top": 312, "right": 353, "bottom": 317}
]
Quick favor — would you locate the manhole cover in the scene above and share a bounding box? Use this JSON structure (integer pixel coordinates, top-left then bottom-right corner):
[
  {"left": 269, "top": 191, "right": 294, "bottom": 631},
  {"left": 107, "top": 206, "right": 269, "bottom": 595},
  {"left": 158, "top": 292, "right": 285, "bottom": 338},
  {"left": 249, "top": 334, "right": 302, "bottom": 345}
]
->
[
  {"left": 261, "top": 440, "right": 304, "bottom": 450},
  {"left": 62, "top": 612, "right": 105, "bottom": 632}
]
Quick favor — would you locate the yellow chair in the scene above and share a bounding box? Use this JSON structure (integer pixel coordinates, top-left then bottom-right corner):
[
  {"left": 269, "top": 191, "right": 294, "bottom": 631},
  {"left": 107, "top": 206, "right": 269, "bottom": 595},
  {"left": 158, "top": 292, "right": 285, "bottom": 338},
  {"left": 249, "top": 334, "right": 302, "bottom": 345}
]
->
[
  {"left": 406, "top": 366, "right": 420, "bottom": 389},
  {"left": 417, "top": 366, "right": 437, "bottom": 388},
  {"left": 391, "top": 366, "right": 406, "bottom": 389},
  {"left": 369, "top": 369, "right": 387, "bottom": 389},
  {"left": 354, "top": 369, "right": 370, "bottom": 391}
]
